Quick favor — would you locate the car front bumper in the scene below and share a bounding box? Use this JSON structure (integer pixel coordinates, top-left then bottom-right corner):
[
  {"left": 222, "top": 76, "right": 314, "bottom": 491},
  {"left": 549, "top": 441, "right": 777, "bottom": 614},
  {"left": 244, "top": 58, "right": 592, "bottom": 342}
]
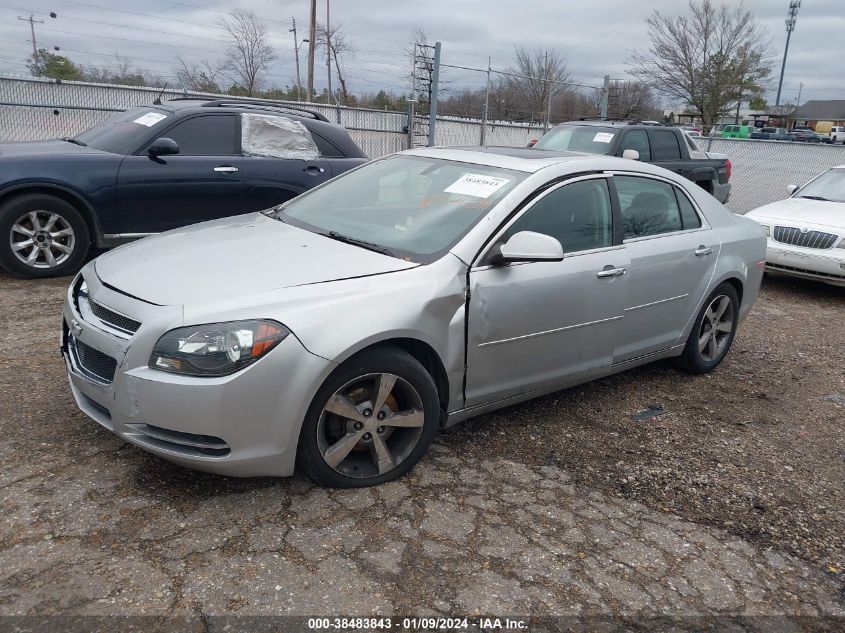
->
[
  {"left": 62, "top": 267, "right": 336, "bottom": 477},
  {"left": 765, "top": 239, "right": 845, "bottom": 286}
]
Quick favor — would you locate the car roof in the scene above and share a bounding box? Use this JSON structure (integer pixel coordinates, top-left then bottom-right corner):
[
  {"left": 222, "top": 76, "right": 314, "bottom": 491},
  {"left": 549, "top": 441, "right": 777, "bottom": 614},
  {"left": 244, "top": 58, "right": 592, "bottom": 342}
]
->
[{"left": 402, "top": 146, "right": 672, "bottom": 175}]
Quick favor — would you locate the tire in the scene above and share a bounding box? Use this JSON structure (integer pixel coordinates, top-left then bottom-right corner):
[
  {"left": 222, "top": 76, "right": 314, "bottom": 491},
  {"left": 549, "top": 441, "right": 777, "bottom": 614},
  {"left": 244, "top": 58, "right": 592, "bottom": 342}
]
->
[
  {"left": 674, "top": 283, "right": 740, "bottom": 374},
  {"left": 0, "top": 194, "right": 90, "bottom": 278},
  {"left": 297, "top": 346, "right": 440, "bottom": 488}
]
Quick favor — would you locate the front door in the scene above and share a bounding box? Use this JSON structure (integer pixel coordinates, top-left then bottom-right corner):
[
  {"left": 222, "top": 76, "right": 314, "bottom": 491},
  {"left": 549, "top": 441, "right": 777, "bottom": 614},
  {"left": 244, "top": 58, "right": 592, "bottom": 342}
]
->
[
  {"left": 611, "top": 174, "right": 719, "bottom": 362},
  {"left": 465, "top": 176, "right": 629, "bottom": 407},
  {"left": 115, "top": 114, "right": 247, "bottom": 234}
]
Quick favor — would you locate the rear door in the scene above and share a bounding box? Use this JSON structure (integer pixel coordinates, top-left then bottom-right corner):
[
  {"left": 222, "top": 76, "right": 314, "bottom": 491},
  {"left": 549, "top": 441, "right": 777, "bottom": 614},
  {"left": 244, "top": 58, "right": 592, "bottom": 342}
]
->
[
  {"left": 648, "top": 128, "right": 687, "bottom": 178},
  {"left": 236, "top": 113, "right": 334, "bottom": 210},
  {"left": 116, "top": 113, "right": 246, "bottom": 234},
  {"left": 610, "top": 174, "right": 719, "bottom": 363}
]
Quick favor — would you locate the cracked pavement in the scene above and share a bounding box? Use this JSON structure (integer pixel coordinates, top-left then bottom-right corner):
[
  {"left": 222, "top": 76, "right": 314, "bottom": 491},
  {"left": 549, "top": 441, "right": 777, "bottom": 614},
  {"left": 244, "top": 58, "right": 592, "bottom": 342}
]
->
[{"left": 1, "top": 271, "right": 844, "bottom": 629}]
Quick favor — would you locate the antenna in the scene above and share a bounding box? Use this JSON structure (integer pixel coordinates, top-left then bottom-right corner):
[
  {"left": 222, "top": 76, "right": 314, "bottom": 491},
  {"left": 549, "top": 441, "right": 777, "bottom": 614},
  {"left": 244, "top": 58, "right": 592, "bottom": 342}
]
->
[{"left": 153, "top": 83, "right": 168, "bottom": 105}]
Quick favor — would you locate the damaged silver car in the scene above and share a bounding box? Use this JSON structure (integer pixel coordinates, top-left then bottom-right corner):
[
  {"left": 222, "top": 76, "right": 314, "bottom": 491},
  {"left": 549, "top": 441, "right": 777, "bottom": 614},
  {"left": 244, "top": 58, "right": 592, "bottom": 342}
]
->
[{"left": 62, "top": 147, "right": 766, "bottom": 487}]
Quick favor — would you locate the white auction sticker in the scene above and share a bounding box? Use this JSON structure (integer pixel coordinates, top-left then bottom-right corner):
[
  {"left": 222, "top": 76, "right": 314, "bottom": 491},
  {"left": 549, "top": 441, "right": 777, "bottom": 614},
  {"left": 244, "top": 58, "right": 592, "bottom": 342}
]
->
[
  {"left": 132, "top": 112, "right": 168, "bottom": 127},
  {"left": 593, "top": 132, "right": 615, "bottom": 143},
  {"left": 444, "top": 173, "right": 511, "bottom": 198}
]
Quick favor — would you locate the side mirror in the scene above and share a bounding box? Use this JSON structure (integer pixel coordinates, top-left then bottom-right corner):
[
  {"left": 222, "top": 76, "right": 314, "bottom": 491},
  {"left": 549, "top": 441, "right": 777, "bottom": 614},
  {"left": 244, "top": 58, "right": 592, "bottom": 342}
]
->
[
  {"left": 488, "top": 231, "right": 564, "bottom": 266},
  {"left": 786, "top": 184, "right": 798, "bottom": 196},
  {"left": 148, "top": 137, "right": 180, "bottom": 157},
  {"left": 622, "top": 149, "right": 640, "bottom": 160}
]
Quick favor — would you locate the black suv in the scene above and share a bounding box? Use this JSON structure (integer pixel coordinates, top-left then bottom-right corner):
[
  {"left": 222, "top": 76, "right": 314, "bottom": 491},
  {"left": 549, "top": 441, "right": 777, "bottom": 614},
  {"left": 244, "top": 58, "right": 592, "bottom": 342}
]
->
[{"left": 0, "top": 98, "right": 367, "bottom": 278}]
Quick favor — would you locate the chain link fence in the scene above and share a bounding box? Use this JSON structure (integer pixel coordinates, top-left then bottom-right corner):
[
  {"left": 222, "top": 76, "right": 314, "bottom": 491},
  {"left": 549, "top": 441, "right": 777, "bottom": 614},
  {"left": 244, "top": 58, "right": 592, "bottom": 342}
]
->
[
  {"left": 703, "top": 137, "right": 845, "bottom": 214},
  {"left": 3, "top": 76, "right": 845, "bottom": 214}
]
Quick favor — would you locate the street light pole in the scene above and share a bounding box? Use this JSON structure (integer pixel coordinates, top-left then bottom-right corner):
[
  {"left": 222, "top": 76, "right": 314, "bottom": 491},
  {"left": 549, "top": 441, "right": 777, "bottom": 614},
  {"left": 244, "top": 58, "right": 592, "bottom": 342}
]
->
[
  {"left": 775, "top": 0, "right": 801, "bottom": 107},
  {"left": 290, "top": 17, "right": 302, "bottom": 102},
  {"left": 307, "top": 0, "right": 316, "bottom": 101}
]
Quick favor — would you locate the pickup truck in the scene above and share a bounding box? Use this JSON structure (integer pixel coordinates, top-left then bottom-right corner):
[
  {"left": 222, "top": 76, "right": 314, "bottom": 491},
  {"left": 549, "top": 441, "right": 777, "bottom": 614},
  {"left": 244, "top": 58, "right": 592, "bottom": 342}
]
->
[{"left": 531, "top": 120, "right": 731, "bottom": 203}]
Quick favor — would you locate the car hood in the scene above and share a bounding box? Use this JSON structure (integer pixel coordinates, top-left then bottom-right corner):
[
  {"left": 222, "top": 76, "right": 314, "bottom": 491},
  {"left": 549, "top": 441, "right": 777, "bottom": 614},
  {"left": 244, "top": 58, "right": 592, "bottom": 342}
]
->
[
  {"left": 0, "top": 139, "right": 110, "bottom": 157},
  {"left": 94, "top": 213, "right": 419, "bottom": 305},
  {"left": 746, "top": 198, "right": 845, "bottom": 229}
]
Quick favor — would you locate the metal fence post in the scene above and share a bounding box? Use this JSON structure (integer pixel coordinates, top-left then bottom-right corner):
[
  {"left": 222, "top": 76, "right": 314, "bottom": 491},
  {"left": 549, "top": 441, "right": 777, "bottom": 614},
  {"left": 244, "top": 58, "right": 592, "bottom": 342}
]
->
[
  {"left": 407, "top": 99, "right": 415, "bottom": 149},
  {"left": 480, "top": 57, "right": 491, "bottom": 146},
  {"left": 427, "top": 42, "right": 441, "bottom": 147}
]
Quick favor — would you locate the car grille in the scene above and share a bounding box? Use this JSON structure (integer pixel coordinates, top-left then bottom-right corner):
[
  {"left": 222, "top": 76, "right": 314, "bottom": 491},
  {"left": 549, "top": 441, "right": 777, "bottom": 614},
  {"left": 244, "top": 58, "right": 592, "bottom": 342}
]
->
[
  {"left": 87, "top": 298, "right": 141, "bottom": 335},
  {"left": 69, "top": 335, "right": 117, "bottom": 384},
  {"left": 125, "top": 423, "right": 231, "bottom": 457},
  {"left": 773, "top": 226, "right": 838, "bottom": 249},
  {"left": 73, "top": 277, "right": 141, "bottom": 337},
  {"left": 766, "top": 262, "right": 845, "bottom": 281}
]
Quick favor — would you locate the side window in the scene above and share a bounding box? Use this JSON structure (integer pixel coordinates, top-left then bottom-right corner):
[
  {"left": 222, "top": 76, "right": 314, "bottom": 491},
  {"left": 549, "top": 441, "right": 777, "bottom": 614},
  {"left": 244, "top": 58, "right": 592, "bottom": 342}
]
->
[
  {"left": 160, "top": 115, "right": 237, "bottom": 155},
  {"left": 505, "top": 179, "right": 613, "bottom": 253},
  {"left": 620, "top": 130, "right": 651, "bottom": 161},
  {"left": 650, "top": 130, "right": 682, "bottom": 160},
  {"left": 311, "top": 131, "right": 344, "bottom": 158},
  {"left": 241, "top": 114, "right": 320, "bottom": 159},
  {"left": 675, "top": 188, "right": 702, "bottom": 229},
  {"left": 615, "top": 176, "right": 683, "bottom": 239}
]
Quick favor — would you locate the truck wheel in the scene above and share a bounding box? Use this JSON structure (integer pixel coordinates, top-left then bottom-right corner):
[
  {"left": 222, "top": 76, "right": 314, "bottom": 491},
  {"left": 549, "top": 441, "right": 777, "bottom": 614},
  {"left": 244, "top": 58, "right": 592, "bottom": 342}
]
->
[{"left": 0, "top": 194, "right": 90, "bottom": 278}]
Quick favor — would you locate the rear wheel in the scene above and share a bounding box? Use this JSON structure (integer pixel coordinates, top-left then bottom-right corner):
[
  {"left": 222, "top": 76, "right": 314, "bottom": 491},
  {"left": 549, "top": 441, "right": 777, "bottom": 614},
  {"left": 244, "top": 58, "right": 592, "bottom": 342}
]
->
[
  {"left": 297, "top": 347, "right": 440, "bottom": 487},
  {"left": 0, "top": 194, "right": 90, "bottom": 278},
  {"left": 674, "top": 283, "right": 739, "bottom": 374}
]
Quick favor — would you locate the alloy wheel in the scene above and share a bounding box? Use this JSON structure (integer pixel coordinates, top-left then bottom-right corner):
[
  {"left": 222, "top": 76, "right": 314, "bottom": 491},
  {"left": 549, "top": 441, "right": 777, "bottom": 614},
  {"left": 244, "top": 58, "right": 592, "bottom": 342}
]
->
[
  {"left": 10, "top": 210, "right": 76, "bottom": 269},
  {"left": 698, "top": 294, "right": 734, "bottom": 363},
  {"left": 316, "top": 372, "right": 425, "bottom": 479}
]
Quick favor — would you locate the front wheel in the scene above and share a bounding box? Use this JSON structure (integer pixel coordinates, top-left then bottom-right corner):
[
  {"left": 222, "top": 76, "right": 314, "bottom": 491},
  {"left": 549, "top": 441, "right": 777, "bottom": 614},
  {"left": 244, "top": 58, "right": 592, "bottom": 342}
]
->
[
  {"left": 297, "top": 347, "right": 440, "bottom": 487},
  {"left": 0, "top": 194, "right": 90, "bottom": 278},
  {"left": 674, "top": 283, "right": 739, "bottom": 374}
]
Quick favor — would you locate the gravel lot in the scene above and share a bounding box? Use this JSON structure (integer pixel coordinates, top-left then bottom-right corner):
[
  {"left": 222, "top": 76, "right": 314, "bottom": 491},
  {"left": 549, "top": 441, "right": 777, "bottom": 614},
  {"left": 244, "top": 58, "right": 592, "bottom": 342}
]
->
[{"left": 0, "top": 267, "right": 843, "bottom": 628}]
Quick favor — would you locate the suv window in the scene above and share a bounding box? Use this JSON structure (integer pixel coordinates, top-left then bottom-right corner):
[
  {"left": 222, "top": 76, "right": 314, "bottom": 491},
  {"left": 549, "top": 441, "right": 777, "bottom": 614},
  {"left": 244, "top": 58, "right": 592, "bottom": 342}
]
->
[
  {"left": 620, "top": 130, "right": 651, "bottom": 161},
  {"left": 505, "top": 178, "right": 613, "bottom": 253},
  {"left": 650, "top": 130, "right": 682, "bottom": 160},
  {"left": 241, "top": 113, "right": 319, "bottom": 159},
  {"left": 615, "top": 176, "right": 684, "bottom": 238},
  {"left": 311, "top": 131, "right": 344, "bottom": 157},
  {"left": 158, "top": 115, "right": 237, "bottom": 155}
]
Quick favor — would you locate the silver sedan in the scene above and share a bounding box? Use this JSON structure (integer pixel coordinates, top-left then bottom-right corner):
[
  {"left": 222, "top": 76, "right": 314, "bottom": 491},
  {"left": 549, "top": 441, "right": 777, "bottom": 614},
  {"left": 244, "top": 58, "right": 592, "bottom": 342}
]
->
[{"left": 62, "top": 147, "right": 766, "bottom": 487}]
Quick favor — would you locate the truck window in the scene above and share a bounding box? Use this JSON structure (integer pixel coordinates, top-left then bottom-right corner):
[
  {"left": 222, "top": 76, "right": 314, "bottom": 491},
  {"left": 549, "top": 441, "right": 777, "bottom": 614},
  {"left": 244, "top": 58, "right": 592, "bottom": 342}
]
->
[
  {"left": 650, "top": 130, "right": 682, "bottom": 160},
  {"left": 619, "top": 130, "right": 651, "bottom": 161}
]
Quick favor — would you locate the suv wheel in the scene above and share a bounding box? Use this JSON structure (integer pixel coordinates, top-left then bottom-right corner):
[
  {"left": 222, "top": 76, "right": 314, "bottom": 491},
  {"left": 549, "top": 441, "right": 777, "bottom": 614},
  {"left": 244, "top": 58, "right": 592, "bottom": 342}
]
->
[{"left": 0, "top": 194, "right": 90, "bottom": 278}]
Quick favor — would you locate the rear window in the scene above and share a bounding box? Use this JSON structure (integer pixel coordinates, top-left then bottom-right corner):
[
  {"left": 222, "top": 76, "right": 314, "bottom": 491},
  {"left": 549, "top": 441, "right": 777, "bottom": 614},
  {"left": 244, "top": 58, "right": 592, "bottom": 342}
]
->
[{"left": 534, "top": 125, "right": 617, "bottom": 155}]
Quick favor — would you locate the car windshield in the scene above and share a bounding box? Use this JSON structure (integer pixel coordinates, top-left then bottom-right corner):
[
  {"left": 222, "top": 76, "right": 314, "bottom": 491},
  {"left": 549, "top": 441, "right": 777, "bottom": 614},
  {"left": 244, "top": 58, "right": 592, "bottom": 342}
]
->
[
  {"left": 273, "top": 155, "right": 525, "bottom": 262},
  {"left": 796, "top": 169, "right": 845, "bottom": 203},
  {"left": 533, "top": 124, "right": 616, "bottom": 154},
  {"left": 73, "top": 107, "right": 172, "bottom": 154}
]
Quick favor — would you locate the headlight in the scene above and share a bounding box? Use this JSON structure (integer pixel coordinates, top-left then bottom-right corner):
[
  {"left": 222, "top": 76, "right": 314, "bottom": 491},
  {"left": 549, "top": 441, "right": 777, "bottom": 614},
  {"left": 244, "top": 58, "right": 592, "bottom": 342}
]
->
[
  {"left": 149, "top": 320, "right": 289, "bottom": 376},
  {"left": 837, "top": 237, "right": 845, "bottom": 249},
  {"left": 763, "top": 225, "right": 771, "bottom": 237}
]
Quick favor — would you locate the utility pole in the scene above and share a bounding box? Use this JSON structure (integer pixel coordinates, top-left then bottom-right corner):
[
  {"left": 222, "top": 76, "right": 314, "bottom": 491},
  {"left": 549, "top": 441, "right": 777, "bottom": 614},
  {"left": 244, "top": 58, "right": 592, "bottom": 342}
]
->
[
  {"left": 427, "top": 41, "right": 441, "bottom": 147},
  {"left": 543, "top": 51, "right": 550, "bottom": 132},
  {"left": 599, "top": 74, "right": 610, "bottom": 119},
  {"left": 18, "top": 14, "right": 43, "bottom": 61},
  {"left": 480, "top": 56, "right": 491, "bottom": 146},
  {"left": 775, "top": 0, "right": 801, "bottom": 107},
  {"left": 796, "top": 81, "right": 803, "bottom": 105},
  {"left": 306, "top": 0, "right": 316, "bottom": 102},
  {"left": 326, "top": 0, "right": 333, "bottom": 104},
  {"left": 290, "top": 17, "right": 303, "bottom": 102}
]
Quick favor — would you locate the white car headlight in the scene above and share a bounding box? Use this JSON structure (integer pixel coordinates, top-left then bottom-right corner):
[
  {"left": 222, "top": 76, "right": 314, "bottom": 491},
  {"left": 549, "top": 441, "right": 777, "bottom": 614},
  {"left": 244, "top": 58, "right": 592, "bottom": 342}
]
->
[
  {"left": 149, "top": 320, "right": 289, "bottom": 376},
  {"left": 764, "top": 225, "right": 771, "bottom": 237},
  {"left": 837, "top": 237, "right": 845, "bottom": 249}
]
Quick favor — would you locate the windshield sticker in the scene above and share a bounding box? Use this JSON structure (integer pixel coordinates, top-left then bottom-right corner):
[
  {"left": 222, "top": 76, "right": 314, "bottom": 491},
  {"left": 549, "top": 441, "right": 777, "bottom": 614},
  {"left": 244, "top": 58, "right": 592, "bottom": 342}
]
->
[
  {"left": 593, "top": 132, "right": 615, "bottom": 143},
  {"left": 444, "top": 173, "right": 511, "bottom": 199},
  {"left": 132, "top": 112, "right": 168, "bottom": 127}
]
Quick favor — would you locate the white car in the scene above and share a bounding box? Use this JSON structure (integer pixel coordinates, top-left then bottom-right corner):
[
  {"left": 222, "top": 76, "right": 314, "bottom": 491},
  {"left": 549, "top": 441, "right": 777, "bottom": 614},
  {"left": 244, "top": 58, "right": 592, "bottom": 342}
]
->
[{"left": 746, "top": 166, "right": 845, "bottom": 286}]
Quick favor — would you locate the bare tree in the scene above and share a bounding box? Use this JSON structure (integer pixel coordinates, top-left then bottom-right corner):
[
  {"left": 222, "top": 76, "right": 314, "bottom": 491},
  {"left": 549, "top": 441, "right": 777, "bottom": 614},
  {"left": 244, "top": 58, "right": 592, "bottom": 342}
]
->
[
  {"left": 83, "top": 54, "right": 162, "bottom": 87},
  {"left": 174, "top": 56, "right": 223, "bottom": 93},
  {"left": 505, "top": 47, "right": 570, "bottom": 122},
  {"left": 629, "top": 0, "right": 771, "bottom": 131},
  {"left": 316, "top": 24, "right": 355, "bottom": 104},
  {"left": 589, "top": 81, "right": 655, "bottom": 119},
  {"left": 218, "top": 9, "right": 274, "bottom": 96}
]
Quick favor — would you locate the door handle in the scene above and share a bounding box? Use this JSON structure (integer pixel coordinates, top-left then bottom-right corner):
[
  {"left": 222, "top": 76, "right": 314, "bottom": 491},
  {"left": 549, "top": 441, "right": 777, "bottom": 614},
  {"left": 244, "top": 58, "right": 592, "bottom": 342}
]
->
[
  {"left": 303, "top": 165, "right": 325, "bottom": 175},
  {"left": 695, "top": 246, "right": 713, "bottom": 256},
  {"left": 214, "top": 166, "right": 239, "bottom": 174},
  {"left": 596, "top": 267, "right": 627, "bottom": 278}
]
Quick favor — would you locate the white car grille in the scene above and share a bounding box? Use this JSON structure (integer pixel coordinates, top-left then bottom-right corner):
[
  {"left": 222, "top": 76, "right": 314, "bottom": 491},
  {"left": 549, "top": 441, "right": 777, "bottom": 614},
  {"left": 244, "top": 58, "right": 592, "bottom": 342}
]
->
[{"left": 773, "top": 226, "right": 838, "bottom": 250}]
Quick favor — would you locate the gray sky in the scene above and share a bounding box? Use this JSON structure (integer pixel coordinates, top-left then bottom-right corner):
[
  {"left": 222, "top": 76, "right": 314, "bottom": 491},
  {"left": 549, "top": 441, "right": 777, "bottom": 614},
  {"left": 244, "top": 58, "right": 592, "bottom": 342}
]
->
[{"left": 1, "top": 0, "right": 843, "bottom": 106}]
